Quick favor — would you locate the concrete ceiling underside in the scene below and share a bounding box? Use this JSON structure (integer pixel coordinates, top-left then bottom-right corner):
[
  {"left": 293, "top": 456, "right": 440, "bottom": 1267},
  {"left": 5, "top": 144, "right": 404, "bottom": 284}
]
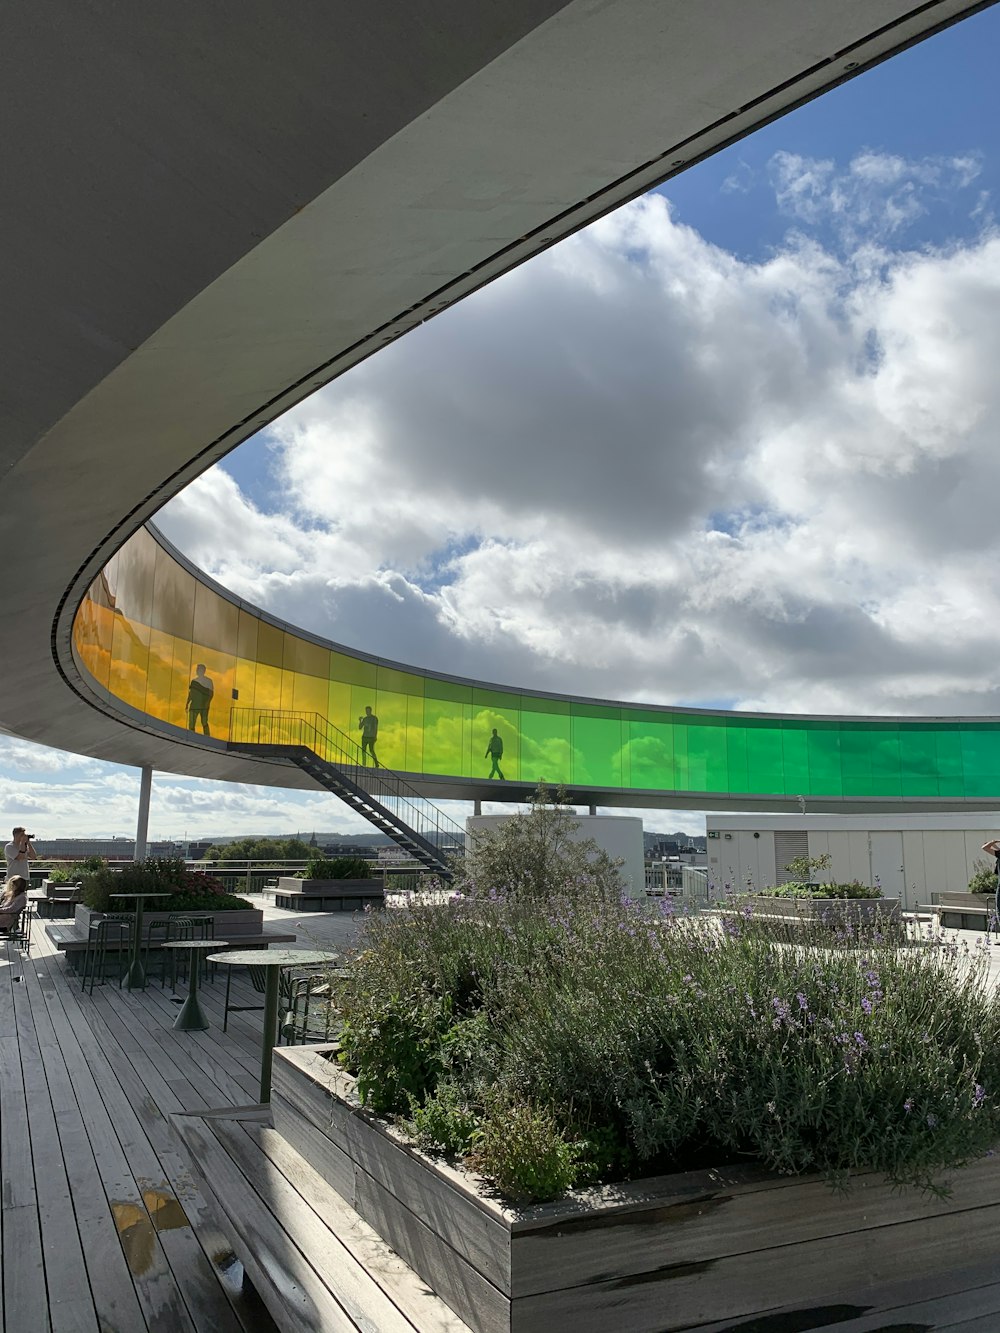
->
[{"left": 1, "top": 0, "right": 994, "bottom": 806}]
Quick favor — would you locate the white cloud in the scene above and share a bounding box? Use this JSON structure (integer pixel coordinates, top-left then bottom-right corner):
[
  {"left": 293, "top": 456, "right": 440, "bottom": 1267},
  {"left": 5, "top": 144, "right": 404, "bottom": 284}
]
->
[{"left": 152, "top": 154, "right": 1000, "bottom": 742}]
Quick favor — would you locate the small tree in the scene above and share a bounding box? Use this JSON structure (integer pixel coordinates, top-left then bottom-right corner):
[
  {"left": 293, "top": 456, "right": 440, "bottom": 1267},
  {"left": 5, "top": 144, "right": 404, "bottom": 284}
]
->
[
  {"left": 464, "top": 784, "right": 624, "bottom": 903},
  {"left": 784, "top": 851, "right": 832, "bottom": 883}
]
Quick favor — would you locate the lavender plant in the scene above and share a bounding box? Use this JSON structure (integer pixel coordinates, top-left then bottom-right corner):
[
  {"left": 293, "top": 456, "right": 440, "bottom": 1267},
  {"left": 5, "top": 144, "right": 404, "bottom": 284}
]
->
[{"left": 336, "top": 840, "right": 1000, "bottom": 1203}]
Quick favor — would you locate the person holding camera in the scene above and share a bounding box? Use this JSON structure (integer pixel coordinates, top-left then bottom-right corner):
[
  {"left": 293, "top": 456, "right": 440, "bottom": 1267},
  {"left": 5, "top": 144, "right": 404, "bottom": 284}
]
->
[{"left": 4, "top": 826, "right": 36, "bottom": 884}]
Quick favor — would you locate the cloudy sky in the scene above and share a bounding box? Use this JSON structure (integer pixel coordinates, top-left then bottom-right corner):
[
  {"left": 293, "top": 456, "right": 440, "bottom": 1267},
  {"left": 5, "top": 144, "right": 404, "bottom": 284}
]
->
[{"left": 6, "top": 8, "right": 1000, "bottom": 840}]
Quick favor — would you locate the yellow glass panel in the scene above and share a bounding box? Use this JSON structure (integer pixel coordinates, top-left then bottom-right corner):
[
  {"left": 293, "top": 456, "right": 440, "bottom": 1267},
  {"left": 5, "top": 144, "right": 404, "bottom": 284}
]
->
[
  {"left": 292, "top": 672, "right": 329, "bottom": 721},
  {"left": 168, "top": 638, "right": 194, "bottom": 728},
  {"left": 145, "top": 630, "right": 175, "bottom": 724},
  {"left": 283, "top": 635, "right": 330, "bottom": 679},
  {"left": 151, "top": 544, "right": 196, "bottom": 640},
  {"left": 257, "top": 621, "right": 284, "bottom": 669},
  {"left": 109, "top": 613, "right": 151, "bottom": 712},
  {"left": 186, "top": 644, "right": 236, "bottom": 740},
  {"left": 372, "top": 685, "right": 409, "bottom": 770},
  {"left": 193, "top": 582, "right": 239, "bottom": 656},
  {"left": 115, "top": 529, "right": 156, "bottom": 627},
  {"left": 254, "top": 662, "right": 284, "bottom": 712}
]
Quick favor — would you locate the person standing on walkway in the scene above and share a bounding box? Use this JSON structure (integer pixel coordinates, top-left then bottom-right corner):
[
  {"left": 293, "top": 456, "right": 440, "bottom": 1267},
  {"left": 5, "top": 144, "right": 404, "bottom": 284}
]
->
[
  {"left": 186, "top": 664, "right": 214, "bottom": 735},
  {"left": 982, "top": 838, "right": 1000, "bottom": 935},
  {"left": 359, "top": 706, "right": 380, "bottom": 766},
  {"left": 4, "top": 827, "right": 36, "bottom": 884},
  {"left": 485, "top": 728, "right": 505, "bottom": 779}
]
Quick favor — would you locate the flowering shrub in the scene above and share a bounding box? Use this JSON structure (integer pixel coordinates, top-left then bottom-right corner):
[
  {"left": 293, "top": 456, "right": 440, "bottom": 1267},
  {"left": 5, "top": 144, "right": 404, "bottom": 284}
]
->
[
  {"left": 337, "top": 888, "right": 1000, "bottom": 1204},
  {"left": 969, "top": 859, "right": 999, "bottom": 895},
  {"left": 764, "top": 880, "right": 883, "bottom": 900},
  {"left": 82, "top": 859, "right": 251, "bottom": 912}
]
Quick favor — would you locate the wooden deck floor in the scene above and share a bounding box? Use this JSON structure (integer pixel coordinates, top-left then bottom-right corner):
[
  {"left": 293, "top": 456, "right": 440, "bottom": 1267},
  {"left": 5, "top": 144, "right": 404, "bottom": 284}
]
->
[
  {"left": 0, "top": 922, "right": 299, "bottom": 1333},
  {"left": 5, "top": 919, "right": 1000, "bottom": 1333}
]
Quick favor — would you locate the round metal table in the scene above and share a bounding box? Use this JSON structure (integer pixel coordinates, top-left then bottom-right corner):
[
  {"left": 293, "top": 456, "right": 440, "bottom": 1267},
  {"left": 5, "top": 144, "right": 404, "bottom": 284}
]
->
[
  {"left": 110, "top": 892, "right": 173, "bottom": 990},
  {"left": 162, "top": 939, "right": 228, "bottom": 1031},
  {"left": 207, "top": 949, "right": 340, "bottom": 1101}
]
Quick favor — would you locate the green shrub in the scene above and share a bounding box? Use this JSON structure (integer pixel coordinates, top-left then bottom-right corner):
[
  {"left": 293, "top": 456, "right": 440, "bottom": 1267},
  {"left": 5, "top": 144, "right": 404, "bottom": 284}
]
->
[
  {"left": 766, "top": 880, "right": 882, "bottom": 900},
  {"left": 81, "top": 858, "right": 250, "bottom": 912},
  {"left": 468, "top": 1092, "right": 580, "bottom": 1203},
  {"left": 303, "top": 856, "right": 373, "bottom": 880},
  {"left": 969, "top": 859, "right": 998, "bottom": 895}
]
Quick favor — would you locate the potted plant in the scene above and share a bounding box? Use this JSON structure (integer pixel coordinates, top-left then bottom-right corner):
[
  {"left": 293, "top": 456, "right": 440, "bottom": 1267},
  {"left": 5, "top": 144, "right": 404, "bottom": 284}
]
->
[
  {"left": 76, "top": 857, "right": 264, "bottom": 937},
  {"left": 276, "top": 855, "right": 383, "bottom": 911}
]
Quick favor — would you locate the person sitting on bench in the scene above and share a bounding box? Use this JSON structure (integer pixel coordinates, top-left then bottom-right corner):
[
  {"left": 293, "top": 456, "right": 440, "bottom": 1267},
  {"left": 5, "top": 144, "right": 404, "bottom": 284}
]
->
[{"left": 0, "top": 876, "right": 28, "bottom": 932}]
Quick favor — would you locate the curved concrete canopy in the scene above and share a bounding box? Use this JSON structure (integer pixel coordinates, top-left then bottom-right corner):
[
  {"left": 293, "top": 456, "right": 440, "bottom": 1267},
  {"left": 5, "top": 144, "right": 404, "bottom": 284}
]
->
[{"left": 1, "top": 0, "right": 995, "bottom": 805}]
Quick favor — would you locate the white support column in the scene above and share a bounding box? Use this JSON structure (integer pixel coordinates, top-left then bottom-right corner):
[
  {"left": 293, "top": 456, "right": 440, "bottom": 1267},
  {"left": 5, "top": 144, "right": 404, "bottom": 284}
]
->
[{"left": 135, "top": 764, "right": 153, "bottom": 861}]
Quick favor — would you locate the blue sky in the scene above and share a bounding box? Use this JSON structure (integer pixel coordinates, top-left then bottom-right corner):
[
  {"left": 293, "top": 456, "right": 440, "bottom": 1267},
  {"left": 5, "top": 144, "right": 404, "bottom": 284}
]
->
[{"left": 6, "top": 7, "right": 1000, "bottom": 841}]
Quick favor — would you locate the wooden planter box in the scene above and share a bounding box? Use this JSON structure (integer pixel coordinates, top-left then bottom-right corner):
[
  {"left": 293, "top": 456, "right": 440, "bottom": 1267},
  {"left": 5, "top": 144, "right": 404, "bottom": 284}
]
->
[
  {"left": 74, "top": 903, "right": 265, "bottom": 937},
  {"left": 276, "top": 876, "right": 384, "bottom": 912},
  {"left": 271, "top": 1044, "right": 1000, "bottom": 1333},
  {"left": 749, "top": 895, "right": 900, "bottom": 923},
  {"left": 936, "top": 892, "right": 993, "bottom": 929}
]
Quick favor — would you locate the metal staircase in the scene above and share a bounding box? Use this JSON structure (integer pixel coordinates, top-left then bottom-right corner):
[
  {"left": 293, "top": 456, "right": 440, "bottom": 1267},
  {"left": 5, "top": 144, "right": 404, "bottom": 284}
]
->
[{"left": 228, "top": 708, "right": 464, "bottom": 880}]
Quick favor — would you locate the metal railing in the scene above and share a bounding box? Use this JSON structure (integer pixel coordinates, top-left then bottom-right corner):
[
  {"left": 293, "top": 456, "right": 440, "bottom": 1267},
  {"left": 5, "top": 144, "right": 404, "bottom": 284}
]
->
[{"left": 229, "top": 708, "right": 465, "bottom": 869}]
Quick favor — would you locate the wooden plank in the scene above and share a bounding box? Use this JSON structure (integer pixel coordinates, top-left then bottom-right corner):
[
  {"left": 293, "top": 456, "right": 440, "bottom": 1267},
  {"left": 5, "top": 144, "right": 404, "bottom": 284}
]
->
[
  {"left": 512, "top": 1204, "right": 1000, "bottom": 1333},
  {"left": 193, "top": 1113, "right": 426, "bottom": 1333},
  {"left": 26, "top": 958, "right": 248, "bottom": 1333},
  {"left": 353, "top": 1163, "right": 509, "bottom": 1333},
  {"left": 692, "top": 1264, "right": 1000, "bottom": 1332},
  {"left": 247, "top": 1122, "right": 471, "bottom": 1333},
  {"left": 9, "top": 952, "right": 98, "bottom": 1333},
  {"left": 510, "top": 1152, "right": 1000, "bottom": 1298},
  {"left": 0, "top": 955, "right": 50, "bottom": 1333},
  {"left": 172, "top": 1112, "right": 366, "bottom": 1333},
  {"left": 18, "top": 955, "right": 149, "bottom": 1333},
  {"left": 29, "top": 957, "right": 197, "bottom": 1333},
  {"left": 33, "top": 951, "right": 276, "bottom": 1333}
]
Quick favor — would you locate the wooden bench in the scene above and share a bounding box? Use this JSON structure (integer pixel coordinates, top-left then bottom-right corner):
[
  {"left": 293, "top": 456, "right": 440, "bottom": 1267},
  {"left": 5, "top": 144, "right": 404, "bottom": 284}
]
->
[
  {"left": 172, "top": 1103, "right": 470, "bottom": 1333},
  {"left": 921, "top": 900, "right": 996, "bottom": 931},
  {"left": 274, "top": 887, "right": 384, "bottom": 912},
  {"left": 45, "top": 922, "right": 297, "bottom": 958}
]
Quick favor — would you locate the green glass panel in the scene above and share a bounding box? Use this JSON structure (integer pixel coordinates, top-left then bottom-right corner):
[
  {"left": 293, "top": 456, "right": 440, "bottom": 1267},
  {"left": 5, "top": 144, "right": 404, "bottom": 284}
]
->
[
  {"left": 520, "top": 697, "right": 572, "bottom": 786},
  {"left": 372, "top": 682, "right": 410, "bottom": 770},
  {"left": 627, "top": 713, "right": 675, "bottom": 790},
  {"left": 781, "top": 727, "right": 809, "bottom": 794},
  {"left": 572, "top": 708, "right": 624, "bottom": 788},
  {"left": 806, "top": 726, "right": 841, "bottom": 794},
  {"left": 337, "top": 653, "right": 378, "bottom": 690},
  {"left": 898, "top": 729, "right": 940, "bottom": 796},
  {"left": 868, "top": 729, "right": 902, "bottom": 796},
  {"left": 405, "top": 693, "right": 425, "bottom": 774},
  {"left": 472, "top": 689, "right": 520, "bottom": 783},
  {"left": 423, "top": 693, "right": 471, "bottom": 777},
  {"left": 745, "top": 725, "right": 784, "bottom": 794},
  {"left": 725, "top": 725, "right": 749, "bottom": 794},
  {"left": 282, "top": 635, "right": 330, "bottom": 679},
  {"left": 291, "top": 672, "right": 328, "bottom": 721}
]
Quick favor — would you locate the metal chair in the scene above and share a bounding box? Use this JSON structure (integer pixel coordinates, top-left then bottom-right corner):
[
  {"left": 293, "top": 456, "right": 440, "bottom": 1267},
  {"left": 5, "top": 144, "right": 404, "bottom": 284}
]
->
[
  {"left": 281, "top": 973, "right": 340, "bottom": 1045},
  {"left": 80, "top": 916, "right": 133, "bottom": 994},
  {"left": 143, "top": 916, "right": 173, "bottom": 985},
  {"left": 223, "top": 963, "right": 297, "bottom": 1032},
  {"left": 3, "top": 903, "right": 35, "bottom": 955}
]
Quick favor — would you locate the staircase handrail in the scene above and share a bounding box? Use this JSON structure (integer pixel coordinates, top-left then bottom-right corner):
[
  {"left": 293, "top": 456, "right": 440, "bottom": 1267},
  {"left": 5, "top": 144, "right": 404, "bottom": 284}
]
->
[{"left": 228, "top": 706, "right": 466, "bottom": 856}]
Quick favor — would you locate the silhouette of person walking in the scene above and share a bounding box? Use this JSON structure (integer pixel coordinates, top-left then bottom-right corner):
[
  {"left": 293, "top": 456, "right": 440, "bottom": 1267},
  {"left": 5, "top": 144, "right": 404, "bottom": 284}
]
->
[
  {"left": 485, "top": 728, "right": 505, "bottom": 779},
  {"left": 359, "top": 706, "right": 380, "bottom": 766},
  {"left": 186, "top": 664, "right": 214, "bottom": 735}
]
